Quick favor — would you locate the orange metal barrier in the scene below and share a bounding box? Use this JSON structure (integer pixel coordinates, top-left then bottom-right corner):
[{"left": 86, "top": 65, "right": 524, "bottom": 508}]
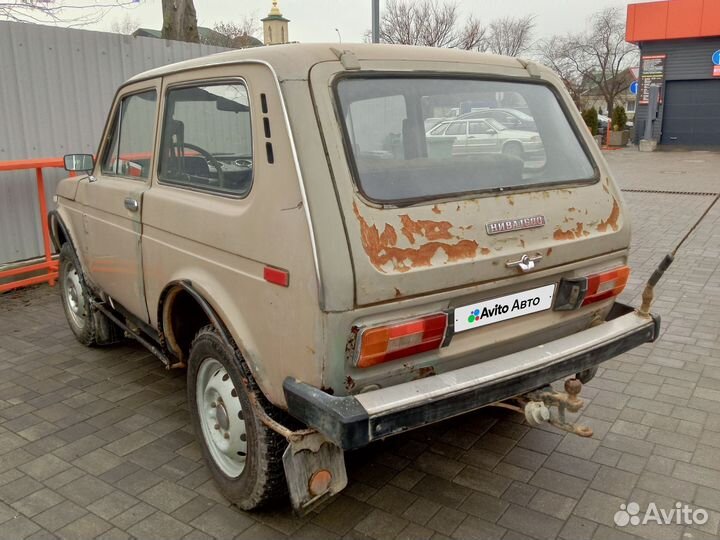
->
[{"left": 0, "top": 157, "right": 71, "bottom": 293}]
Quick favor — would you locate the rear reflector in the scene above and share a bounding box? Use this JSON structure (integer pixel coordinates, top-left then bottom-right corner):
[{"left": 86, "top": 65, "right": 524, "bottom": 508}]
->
[
  {"left": 355, "top": 313, "right": 448, "bottom": 369},
  {"left": 582, "top": 266, "right": 630, "bottom": 306},
  {"left": 263, "top": 266, "right": 289, "bottom": 287}
]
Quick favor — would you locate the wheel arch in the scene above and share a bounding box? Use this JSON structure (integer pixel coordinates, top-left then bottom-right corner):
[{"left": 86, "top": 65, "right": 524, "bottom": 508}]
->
[{"left": 157, "top": 281, "right": 268, "bottom": 398}]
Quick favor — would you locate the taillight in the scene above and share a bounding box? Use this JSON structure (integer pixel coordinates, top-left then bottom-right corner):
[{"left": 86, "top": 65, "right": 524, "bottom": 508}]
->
[
  {"left": 554, "top": 266, "right": 630, "bottom": 310},
  {"left": 582, "top": 266, "right": 630, "bottom": 306},
  {"left": 354, "top": 313, "right": 448, "bottom": 368}
]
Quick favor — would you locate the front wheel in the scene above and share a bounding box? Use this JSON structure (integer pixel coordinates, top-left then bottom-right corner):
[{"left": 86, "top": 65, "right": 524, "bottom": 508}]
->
[
  {"left": 187, "top": 326, "right": 288, "bottom": 510},
  {"left": 503, "top": 141, "right": 524, "bottom": 160},
  {"left": 59, "top": 243, "right": 97, "bottom": 346}
]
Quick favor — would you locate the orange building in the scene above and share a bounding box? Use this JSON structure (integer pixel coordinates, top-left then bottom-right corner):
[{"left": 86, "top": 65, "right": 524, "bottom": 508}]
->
[{"left": 626, "top": 0, "right": 720, "bottom": 146}]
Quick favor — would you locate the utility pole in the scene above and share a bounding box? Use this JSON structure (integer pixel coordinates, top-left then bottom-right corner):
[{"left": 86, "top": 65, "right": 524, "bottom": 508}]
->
[{"left": 371, "top": 0, "right": 380, "bottom": 43}]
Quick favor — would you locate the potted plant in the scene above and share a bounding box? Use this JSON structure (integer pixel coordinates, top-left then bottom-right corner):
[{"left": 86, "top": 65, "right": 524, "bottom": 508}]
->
[{"left": 608, "top": 106, "right": 630, "bottom": 147}]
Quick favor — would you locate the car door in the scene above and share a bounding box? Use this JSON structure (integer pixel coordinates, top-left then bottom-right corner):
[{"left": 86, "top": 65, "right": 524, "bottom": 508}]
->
[
  {"left": 75, "top": 80, "right": 160, "bottom": 322},
  {"left": 467, "top": 120, "right": 500, "bottom": 153},
  {"left": 445, "top": 121, "right": 468, "bottom": 155}
]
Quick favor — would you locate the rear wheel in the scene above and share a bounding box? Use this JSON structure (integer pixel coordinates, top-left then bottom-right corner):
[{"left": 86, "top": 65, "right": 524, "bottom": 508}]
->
[
  {"left": 187, "top": 326, "right": 288, "bottom": 510},
  {"left": 59, "top": 243, "right": 96, "bottom": 346},
  {"left": 503, "top": 141, "right": 524, "bottom": 160}
]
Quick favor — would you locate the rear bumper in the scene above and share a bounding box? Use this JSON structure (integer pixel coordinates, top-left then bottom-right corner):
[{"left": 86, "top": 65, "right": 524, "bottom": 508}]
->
[{"left": 284, "top": 302, "right": 660, "bottom": 450}]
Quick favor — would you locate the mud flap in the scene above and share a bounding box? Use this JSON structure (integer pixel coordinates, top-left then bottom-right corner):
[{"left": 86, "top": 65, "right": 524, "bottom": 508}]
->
[
  {"left": 282, "top": 433, "right": 348, "bottom": 514},
  {"left": 91, "top": 304, "right": 124, "bottom": 345}
]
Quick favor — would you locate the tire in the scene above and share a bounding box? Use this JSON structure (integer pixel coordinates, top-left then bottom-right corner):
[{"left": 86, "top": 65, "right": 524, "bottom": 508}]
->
[
  {"left": 59, "top": 243, "right": 97, "bottom": 346},
  {"left": 503, "top": 141, "right": 524, "bottom": 160},
  {"left": 187, "top": 326, "right": 288, "bottom": 510}
]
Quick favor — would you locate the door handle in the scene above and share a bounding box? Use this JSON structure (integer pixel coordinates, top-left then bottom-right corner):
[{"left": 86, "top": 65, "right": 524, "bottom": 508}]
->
[
  {"left": 124, "top": 198, "right": 139, "bottom": 212},
  {"left": 505, "top": 253, "right": 543, "bottom": 272}
]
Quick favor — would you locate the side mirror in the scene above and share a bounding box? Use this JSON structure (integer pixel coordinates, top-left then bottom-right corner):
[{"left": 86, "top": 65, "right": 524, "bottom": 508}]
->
[
  {"left": 487, "top": 129, "right": 497, "bottom": 135},
  {"left": 64, "top": 154, "right": 94, "bottom": 173}
]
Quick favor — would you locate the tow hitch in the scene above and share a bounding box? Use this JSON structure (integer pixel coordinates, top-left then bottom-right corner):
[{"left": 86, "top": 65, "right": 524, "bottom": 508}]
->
[{"left": 494, "top": 378, "right": 593, "bottom": 437}]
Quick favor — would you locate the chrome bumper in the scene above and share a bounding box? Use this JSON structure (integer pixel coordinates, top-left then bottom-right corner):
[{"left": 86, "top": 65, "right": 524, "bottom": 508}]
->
[{"left": 283, "top": 303, "right": 660, "bottom": 450}]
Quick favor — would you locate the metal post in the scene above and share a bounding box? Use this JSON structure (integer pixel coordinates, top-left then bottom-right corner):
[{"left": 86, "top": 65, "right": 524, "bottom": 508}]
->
[{"left": 372, "top": 0, "right": 380, "bottom": 43}]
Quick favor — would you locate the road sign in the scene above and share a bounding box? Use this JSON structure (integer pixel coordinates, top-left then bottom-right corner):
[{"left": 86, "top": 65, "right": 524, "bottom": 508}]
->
[
  {"left": 630, "top": 81, "right": 638, "bottom": 95},
  {"left": 713, "top": 50, "right": 720, "bottom": 66}
]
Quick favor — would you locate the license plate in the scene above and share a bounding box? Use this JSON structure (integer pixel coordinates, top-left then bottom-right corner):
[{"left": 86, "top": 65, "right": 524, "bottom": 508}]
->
[{"left": 454, "top": 284, "right": 556, "bottom": 333}]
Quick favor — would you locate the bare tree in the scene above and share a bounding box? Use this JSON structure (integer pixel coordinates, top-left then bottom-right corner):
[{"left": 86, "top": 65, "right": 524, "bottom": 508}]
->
[
  {"left": 486, "top": 15, "right": 535, "bottom": 56},
  {"left": 161, "top": 0, "right": 199, "bottom": 43},
  {"left": 110, "top": 13, "right": 140, "bottom": 35},
  {"left": 375, "top": 0, "right": 488, "bottom": 51},
  {"left": 536, "top": 36, "right": 585, "bottom": 108},
  {"left": 202, "top": 16, "right": 261, "bottom": 48},
  {"left": 1, "top": 0, "right": 138, "bottom": 26},
  {"left": 544, "top": 7, "right": 637, "bottom": 115}
]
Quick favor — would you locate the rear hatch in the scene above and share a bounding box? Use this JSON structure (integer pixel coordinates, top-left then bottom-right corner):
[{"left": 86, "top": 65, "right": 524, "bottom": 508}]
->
[{"left": 310, "top": 61, "right": 628, "bottom": 308}]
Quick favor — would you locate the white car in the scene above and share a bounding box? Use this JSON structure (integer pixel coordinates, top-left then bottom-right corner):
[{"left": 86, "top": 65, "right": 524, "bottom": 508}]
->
[{"left": 427, "top": 117, "right": 544, "bottom": 160}]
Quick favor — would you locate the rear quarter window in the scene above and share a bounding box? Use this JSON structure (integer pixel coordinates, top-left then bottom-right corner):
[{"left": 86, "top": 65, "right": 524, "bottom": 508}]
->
[{"left": 336, "top": 76, "right": 597, "bottom": 204}]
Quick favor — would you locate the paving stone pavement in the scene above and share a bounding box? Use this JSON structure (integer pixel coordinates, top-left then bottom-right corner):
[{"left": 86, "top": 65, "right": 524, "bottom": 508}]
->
[{"left": 1, "top": 149, "right": 720, "bottom": 540}]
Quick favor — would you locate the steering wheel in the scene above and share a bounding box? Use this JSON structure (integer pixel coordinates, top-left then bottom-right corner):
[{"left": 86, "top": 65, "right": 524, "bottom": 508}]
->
[{"left": 181, "top": 142, "right": 226, "bottom": 188}]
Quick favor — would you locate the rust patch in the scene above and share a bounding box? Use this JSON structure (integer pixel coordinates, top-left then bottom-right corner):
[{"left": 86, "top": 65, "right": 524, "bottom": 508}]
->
[
  {"left": 345, "top": 376, "right": 355, "bottom": 391},
  {"left": 416, "top": 366, "right": 436, "bottom": 380},
  {"left": 546, "top": 247, "right": 553, "bottom": 256},
  {"left": 353, "top": 202, "right": 479, "bottom": 272},
  {"left": 519, "top": 239, "right": 526, "bottom": 248},
  {"left": 380, "top": 224, "right": 397, "bottom": 246},
  {"left": 480, "top": 247, "right": 491, "bottom": 255},
  {"left": 553, "top": 222, "right": 586, "bottom": 241},
  {"left": 597, "top": 198, "right": 620, "bottom": 232},
  {"left": 400, "top": 214, "right": 453, "bottom": 244},
  {"left": 568, "top": 207, "right": 577, "bottom": 212},
  {"left": 394, "top": 287, "right": 402, "bottom": 298},
  {"left": 506, "top": 195, "right": 515, "bottom": 206},
  {"left": 432, "top": 205, "right": 441, "bottom": 214}
]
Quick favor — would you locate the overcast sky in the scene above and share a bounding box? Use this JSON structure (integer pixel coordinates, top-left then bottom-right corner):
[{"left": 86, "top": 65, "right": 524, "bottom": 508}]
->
[{"left": 93, "top": 0, "right": 656, "bottom": 43}]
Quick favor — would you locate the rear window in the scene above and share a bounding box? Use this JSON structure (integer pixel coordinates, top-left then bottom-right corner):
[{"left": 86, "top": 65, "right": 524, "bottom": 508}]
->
[{"left": 336, "top": 77, "right": 596, "bottom": 203}]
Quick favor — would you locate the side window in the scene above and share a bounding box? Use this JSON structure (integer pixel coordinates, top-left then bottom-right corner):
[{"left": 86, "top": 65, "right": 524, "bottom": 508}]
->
[
  {"left": 430, "top": 123, "right": 448, "bottom": 135},
  {"left": 101, "top": 90, "right": 157, "bottom": 179},
  {"left": 445, "top": 122, "right": 466, "bottom": 136},
  {"left": 469, "top": 121, "right": 493, "bottom": 135},
  {"left": 159, "top": 83, "right": 253, "bottom": 196}
]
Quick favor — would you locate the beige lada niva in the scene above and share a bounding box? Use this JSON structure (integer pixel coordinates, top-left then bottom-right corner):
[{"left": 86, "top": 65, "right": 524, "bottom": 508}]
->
[{"left": 51, "top": 43, "right": 659, "bottom": 513}]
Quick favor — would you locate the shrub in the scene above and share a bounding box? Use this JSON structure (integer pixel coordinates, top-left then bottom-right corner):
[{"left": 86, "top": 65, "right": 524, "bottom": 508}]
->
[
  {"left": 582, "top": 107, "right": 599, "bottom": 136},
  {"left": 612, "top": 105, "right": 627, "bottom": 131}
]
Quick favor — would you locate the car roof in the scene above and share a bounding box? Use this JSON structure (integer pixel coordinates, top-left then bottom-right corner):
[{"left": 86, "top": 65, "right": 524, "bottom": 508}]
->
[{"left": 126, "top": 43, "right": 527, "bottom": 84}]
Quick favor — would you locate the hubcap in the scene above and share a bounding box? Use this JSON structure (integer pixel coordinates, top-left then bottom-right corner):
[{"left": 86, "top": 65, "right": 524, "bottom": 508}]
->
[
  {"left": 196, "top": 358, "right": 247, "bottom": 477},
  {"left": 64, "top": 265, "right": 86, "bottom": 329}
]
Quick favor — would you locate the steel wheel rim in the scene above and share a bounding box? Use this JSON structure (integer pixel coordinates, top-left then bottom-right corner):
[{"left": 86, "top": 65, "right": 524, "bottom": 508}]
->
[
  {"left": 64, "top": 264, "right": 86, "bottom": 329},
  {"left": 196, "top": 357, "right": 247, "bottom": 477}
]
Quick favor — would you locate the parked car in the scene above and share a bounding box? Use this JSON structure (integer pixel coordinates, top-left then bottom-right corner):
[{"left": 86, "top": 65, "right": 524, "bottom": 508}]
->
[
  {"left": 426, "top": 117, "right": 544, "bottom": 161},
  {"left": 51, "top": 43, "right": 659, "bottom": 514},
  {"left": 458, "top": 107, "right": 537, "bottom": 131}
]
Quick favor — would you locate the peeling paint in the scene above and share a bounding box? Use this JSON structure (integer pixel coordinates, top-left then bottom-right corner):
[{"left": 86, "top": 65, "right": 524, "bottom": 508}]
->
[
  {"left": 400, "top": 215, "right": 453, "bottom": 244},
  {"left": 553, "top": 221, "right": 587, "bottom": 241},
  {"left": 597, "top": 198, "right": 620, "bottom": 232},
  {"left": 353, "top": 202, "right": 479, "bottom": 273},
  {"left": 345, "top": 375, "right": 355, "bottom": 391}
]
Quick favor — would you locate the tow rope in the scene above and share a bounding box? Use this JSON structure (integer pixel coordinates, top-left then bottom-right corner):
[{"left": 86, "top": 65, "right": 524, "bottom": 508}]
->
[{"left": 638, "top": 191, "right": 720, "bottom": 316}]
